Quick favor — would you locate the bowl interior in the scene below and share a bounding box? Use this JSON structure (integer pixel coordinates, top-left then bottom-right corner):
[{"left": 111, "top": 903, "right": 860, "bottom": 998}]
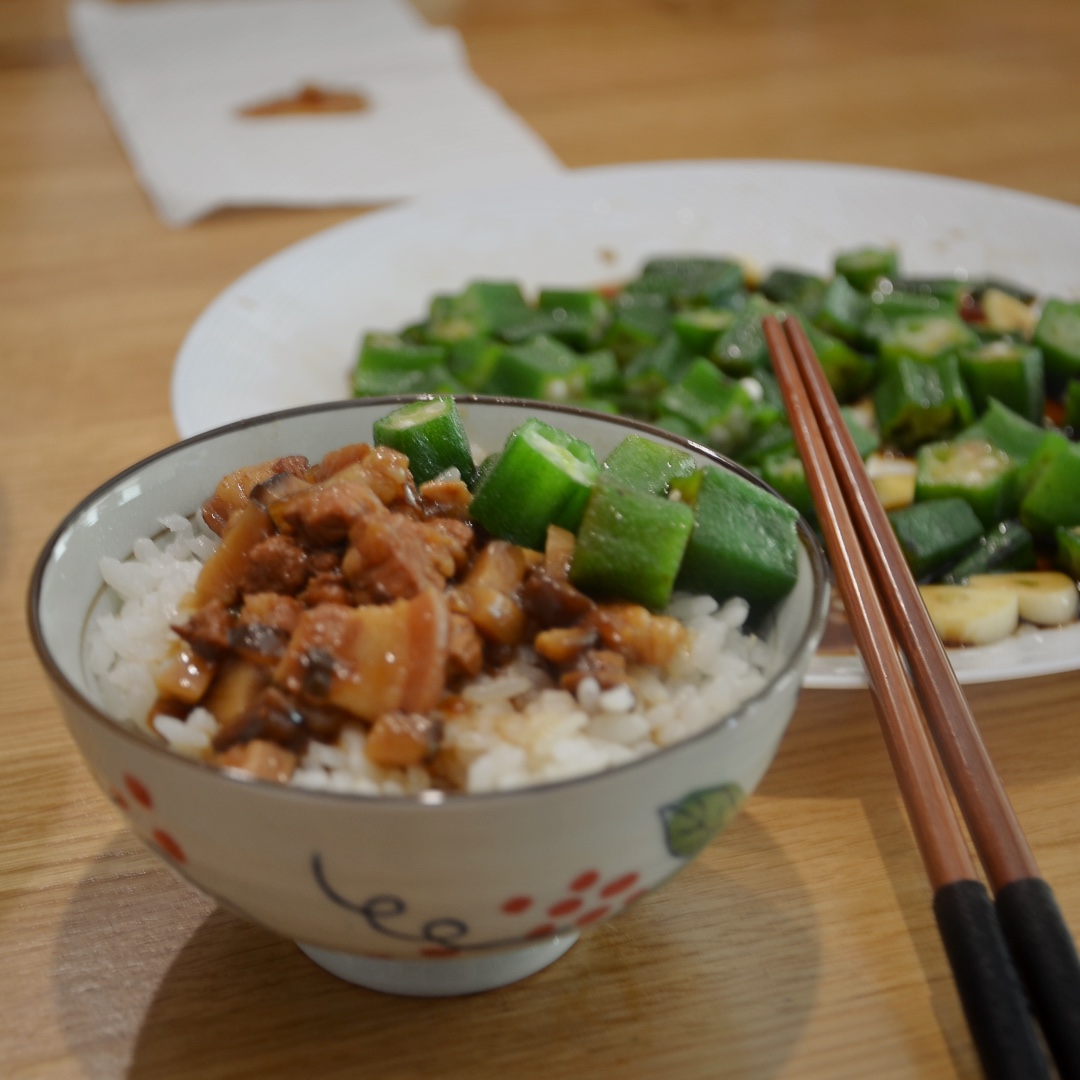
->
[{"left": 31, "top": 396, "right": 828, "bottom": 784}]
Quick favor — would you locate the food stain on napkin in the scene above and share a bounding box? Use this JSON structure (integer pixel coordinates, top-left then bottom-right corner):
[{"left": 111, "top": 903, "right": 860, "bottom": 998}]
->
[{"left": 238, "top": 83, "right": 370, "bottom": 118}]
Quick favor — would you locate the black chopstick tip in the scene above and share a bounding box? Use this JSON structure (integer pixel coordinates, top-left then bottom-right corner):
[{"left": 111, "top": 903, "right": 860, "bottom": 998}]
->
[{"left": 934, "top": 880, "right": 1050, "bottom": 1080}]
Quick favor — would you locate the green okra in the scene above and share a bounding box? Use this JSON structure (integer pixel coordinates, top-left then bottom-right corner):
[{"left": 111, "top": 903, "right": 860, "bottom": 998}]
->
[
  {"left": 888, "top": 497, "right": 985, "bottom": 580},
  {"left": 601, "top": 435, "right": 697, "bottom": 496},
  {"left": 915, "top": 439, "right": 1017, "bottom": 527},
  {"left": 675, "top": 464, "right": 800, "bottom": 621},
  {"left": 1034, "top": 298, "right": 1080, "bottom": 388},
  {"left": 468, "top": 419, "right": 598, "bottom": 548},
  {"left": 1019, "top": 439, "right": 1080, "bottom": 536},
  {"left": 874, "top": 354, "right": 974, "bottom": 452},
  {"left": 1055, "top": 525, "right": 1080, "bottom": 579},
  {"left": 569, "top": 479, "right": 694, "bottom": 610},
  {"left": 372, "top": 396, "right": 475, "bottom": 486},
  {"left": 958, "top": 341, "right": 1044, "bottom": 424},
  {"left": 834, "top": 246, "right": 899, "bottom": 292},
  {"left": 942, "top": 520, "right": 1036, "bottom": 583}
]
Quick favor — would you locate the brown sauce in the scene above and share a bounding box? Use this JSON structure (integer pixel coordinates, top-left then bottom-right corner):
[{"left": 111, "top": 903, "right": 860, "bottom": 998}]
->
[{"left": 238, "top": 84, "right": 369, "bottom": 118}]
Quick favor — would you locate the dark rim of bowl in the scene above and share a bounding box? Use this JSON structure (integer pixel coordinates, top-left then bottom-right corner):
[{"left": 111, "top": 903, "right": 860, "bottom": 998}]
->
[{"left": 28, "top": 395, "right": 830, "bottom": 808}]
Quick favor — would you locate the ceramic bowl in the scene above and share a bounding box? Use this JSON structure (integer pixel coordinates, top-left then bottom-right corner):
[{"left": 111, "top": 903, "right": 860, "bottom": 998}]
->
[{"left": 29, "top": 398, "right": 829, "bottom": 996}]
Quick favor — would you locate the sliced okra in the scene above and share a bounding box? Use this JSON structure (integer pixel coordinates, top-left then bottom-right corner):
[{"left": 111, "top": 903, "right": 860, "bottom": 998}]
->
[
  {"left": 958, "top": 341, "right": 1044, "bottom": 424},
  {"left": 915, "top": 439, "right": 1017, "bottom": 527},
  {"left": 601, "top": 435, "right": 697, "bottom": 496},
  {"left": 942, "top": 520, "right": 1036, "bottom": 583},
  {"left": 468, "top": 419, "right": 598, "bottom": 549},
  {"left": 675, "top": 465, "right": 800, "bottom": 621},
  {"left": 569, "top": 479, "right": 694, "bottom": 610},
  {"left": 372, "top": 396, "right": 475, "bottom": 486},
  {"left": 888, "top": 497, "right": 985, "bottom": 580}
]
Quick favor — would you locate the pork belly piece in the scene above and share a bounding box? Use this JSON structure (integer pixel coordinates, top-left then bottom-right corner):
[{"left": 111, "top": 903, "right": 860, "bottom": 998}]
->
[
  {"left": 154, "top": 642, "right": 217, "bottom": 704},
  {"left": 365, "top": 711, "right": 443, "bottom": 768},
  {"left": 446, "top": 612, "right": 484, "bottom": 679},
  {"left": 240, "top": 533, "right": 310, "bottom": 595},
  {"left": 173, "top": 597, "right": 234, "bottom": 659},
  {"left": 230, "top": 593, "right": 305, "bottom": 664},
  {"left": 559, "top": 649, "right": 628, "bottom": 693},
  {"left": 343, "top": 513, "right": 473, "bottom": 603},
  {"left": 543, "top": 524, "right": 576, "bottom": 582},
  {"left": 216, "top": 738, "right": 298, "bottom": 783},
  {"left": 305, "top": 442, "right": 373, "bottom": 483},
  {"left": 194, "top": 503, "right": 274, "bottom": 608},
  {"left": 202, "top": 456, "right": 309, "bottom": 536},
  {"left": 418, "top": 477, "right": 473, "bottom": 521},
  {"left": 274, "top": 591, "right": 449, "bottom": 722},
  {"left": 448, "top": 540, "right": 541, "bottom": 646},
  {"left": 584, "top": 603, "right": 687, "bottom": 667},
  {"left": 521, "top": 566, "right": 595, "bottom": 628},
  {"left": 322, "top": 445, "right": 417, "bottom": 508},
  {"left": 202, "top": 658, "right": 272, "bottom": 726},
  {"left": 533, "top": 624, "right": 597, "bottom": 666},
  {"left": 269, "top": 480, "right": 385, "bottom": 547}
]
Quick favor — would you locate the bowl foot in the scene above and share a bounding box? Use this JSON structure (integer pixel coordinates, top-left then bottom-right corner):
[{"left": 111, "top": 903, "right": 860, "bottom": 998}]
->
[{"left": 297, "top": 932, "right": 579, "bottom": 996}]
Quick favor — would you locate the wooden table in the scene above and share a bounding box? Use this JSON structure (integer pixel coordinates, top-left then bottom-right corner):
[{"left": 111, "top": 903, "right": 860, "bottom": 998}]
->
[{"left": 3, "top": 1, "right": 1079, "bottom": 1076}]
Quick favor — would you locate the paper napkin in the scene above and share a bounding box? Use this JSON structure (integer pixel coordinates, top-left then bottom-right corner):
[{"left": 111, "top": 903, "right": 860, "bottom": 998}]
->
[{"left": 70, "top": 0, "right": 563, "bottom": 226}]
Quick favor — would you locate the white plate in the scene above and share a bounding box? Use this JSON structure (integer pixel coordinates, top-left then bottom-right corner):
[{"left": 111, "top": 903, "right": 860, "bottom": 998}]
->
[{"left": 171, "top": 159, "right": 1080, "bottom": 688}]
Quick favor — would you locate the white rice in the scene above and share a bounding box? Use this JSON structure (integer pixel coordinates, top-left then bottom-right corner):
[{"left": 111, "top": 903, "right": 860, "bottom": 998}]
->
[{"left": 86, "top": 517, "right": 775, "bottom": 795}]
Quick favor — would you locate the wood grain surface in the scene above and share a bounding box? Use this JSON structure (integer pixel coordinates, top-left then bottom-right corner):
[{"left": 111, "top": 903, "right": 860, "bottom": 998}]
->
[{"left": 3, "top": 1, "right": 1079, "bottom": 1077}]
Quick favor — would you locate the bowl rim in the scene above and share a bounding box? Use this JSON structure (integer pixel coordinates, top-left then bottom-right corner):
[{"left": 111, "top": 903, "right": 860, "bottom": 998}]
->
[{"left": 27, "top": 395, "right": 830, "bottom": 808}]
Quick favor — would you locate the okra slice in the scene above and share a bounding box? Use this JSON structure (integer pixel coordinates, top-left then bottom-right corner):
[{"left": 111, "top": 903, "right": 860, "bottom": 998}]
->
[
  {"left": 581, "top": 349, "right": 622, "bottom": 397},
  {"left": 533, "top": 288, "right": 610, "bottom": 349},
  {"left": 487, "top": 334, "right": 587, "bottom": 402},
  {"left": 569, "top": 480, "right": 694, "bottom": 610},
  {"left": 759, "top": 268, "right": 826, "bottom": 312},
  {"left": 1055, "top": 525, "right": 1080, "bottom": 579},
  {"left": 626, "top": 257, "right": 745, "bottom": 307},
  {"left": 601, "top": 435, "right": 696, "bottom": 496},
  {"left": 1066, "top": 379, "right": 1080, "bottom": 432},
  {"left": 372, "top": 396, "right": 475, "bottom": 486},
  {"left": 839, "top": 406, "right": 881, "bottom": 459},
  {"left": 604, "top": 292, "right": 672, "bottom": 360},
  {"left": 428, "top": 281, "right": 532, "bottom": 342},
  {"left": 942, "top": 520, "right": 1036, "bottom": 584},
  {"left": 891, "top": 276, "right": 970, "bottom": 305},
  {"left": 804, "top": 323, "right": 875, "bottom": 403},
  {"left": 915, "top": 439, "right": 1017, "bottom": 527},
  {"left": 1019, "top": 439, "right": 1080, "bottom": 536},
  {"left": 878, "top": 313, "right": 980, "bottom": 362},
  {"left": 756, "top": 452, "right": 814, "bottom": 524},
  {"left": 874, "top": 354, "right": 974, "bottom": 452},
  {"left": 813, "top": 274, "right": 874, "bottom": 346},
  {"left": 622, "top": 333, "right": 692, "bottom": 403},
  {"left": 446, "top": 337, "right": 501, "bottom": 391},
  {"left": 958, "top": 340, "right": 1044, "bottom": 423},
  {"left": 671, "top": 308, "right": 736, "bottom": 355},
  {"left": 675, "top": 465, "right": 800, "bottom": 620},
  {"left": 468, "top": 419, "right": 598, "bottom": 549},
  {"left": 870, "top": 282, "right": 949, "bottom": 320},
  {"left": 352, "top": 332, "right": 453, "bottom": 398},
  {"left": 713, "top": 300, "right": 777, "bottom": 376},
  {"left": 657, "top": 359, "right": 756, "bottom": 456},
  {"left": 1033, "top": 298, "right": 1080, "bottom": 388},
  {"left": 959, "top": 398, "right": 1050, "bottom": 466},
  {"left": 834, "top": 246, "right": 899, "bottom": 292},
  {"left": 888, "top": 497, "right": 985, "bottom": 580}
]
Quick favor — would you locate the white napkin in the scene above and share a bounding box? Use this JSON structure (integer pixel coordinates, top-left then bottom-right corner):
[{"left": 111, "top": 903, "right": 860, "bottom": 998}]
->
[{"left": 69, "top": 0, "right": 563, "bottom": 226}]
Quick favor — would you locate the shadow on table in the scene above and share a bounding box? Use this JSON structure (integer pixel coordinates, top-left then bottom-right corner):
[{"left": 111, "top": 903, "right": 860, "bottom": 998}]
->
[{"left": 55, "top": 818, "right": 820, "bottom": 1079}]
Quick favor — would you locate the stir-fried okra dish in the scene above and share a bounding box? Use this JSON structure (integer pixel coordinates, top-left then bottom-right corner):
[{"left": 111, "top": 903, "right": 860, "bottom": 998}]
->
[
  {"left": 89, "top": 401, "right": 801, "bottom": 793},
  {"left": 350, "top": 249, "right": 1080, "bottom": 645}
]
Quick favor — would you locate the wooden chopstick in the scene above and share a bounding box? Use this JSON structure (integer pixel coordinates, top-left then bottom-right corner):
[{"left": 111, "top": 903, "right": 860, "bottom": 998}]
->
[
  {"left": 762, "top": 314, "right": 1055, "bottom": 1080},
  {"left": 774, "top": 314, "right": 1080, "bottom": 1080}
]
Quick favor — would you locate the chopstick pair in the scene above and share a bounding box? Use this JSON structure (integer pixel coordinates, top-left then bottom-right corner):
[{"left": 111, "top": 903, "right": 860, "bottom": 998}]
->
[{"left": 763, "top": 314, "right": 1080, "bottom": 1080}]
